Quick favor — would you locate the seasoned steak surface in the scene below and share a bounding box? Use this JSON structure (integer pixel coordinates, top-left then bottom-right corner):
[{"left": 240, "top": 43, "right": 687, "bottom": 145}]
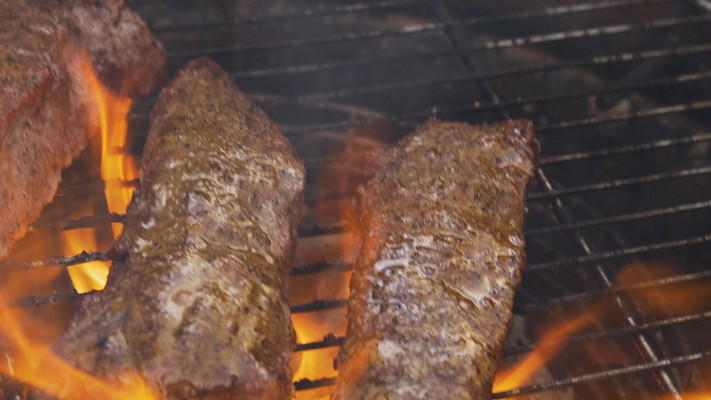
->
[
  {"left": 53, "top": 59, "right": 304, "bottom": 400},
  {"left": 333, "top": 121, "right": 538, "bottom": 400},
  {"left": 0, "top": 0, "right": 165, "bottom": 259}
]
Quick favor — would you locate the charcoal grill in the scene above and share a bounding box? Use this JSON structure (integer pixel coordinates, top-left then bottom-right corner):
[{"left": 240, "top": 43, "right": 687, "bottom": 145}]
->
[{"left": 3, "top": 0, "right": 711, "bottom": 398}]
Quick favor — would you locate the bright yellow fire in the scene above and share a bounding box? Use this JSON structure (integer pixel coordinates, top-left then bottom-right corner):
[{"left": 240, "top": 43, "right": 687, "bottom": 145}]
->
[
  {"left": 63, "top": 228, "right": 111, "bottom": 293},
  {"left": 289, "top": 263, "right": 351, "bottom": 399},
  {"left": 62, "top": 55, "right": 137, "bottom": 294},
  {"left": 292, "top": 314, "right": 341, "bottom": 384},
  {"left": 82, "top": 57, "right": 137, "bottom": 239}
]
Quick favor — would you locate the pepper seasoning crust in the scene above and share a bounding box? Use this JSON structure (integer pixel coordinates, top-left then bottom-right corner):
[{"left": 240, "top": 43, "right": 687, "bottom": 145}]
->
[
  {"left": 333, "top": 121, "right": 538, "bottom": 400},
  {"left": 54, "top": 59, "right": 304, "bottom": 400}
]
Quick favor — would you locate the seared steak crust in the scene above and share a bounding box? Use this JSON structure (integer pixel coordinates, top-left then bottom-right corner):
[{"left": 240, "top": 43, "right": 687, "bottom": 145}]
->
[
  {"left": 333, "top": 121, "right": 538, "bottom": 400},
  {"left": 54, "top": 59, "right": 304, "bottom": 400},
  {"left": 0, "top": 0, "right": 165, "bottom": 259}
]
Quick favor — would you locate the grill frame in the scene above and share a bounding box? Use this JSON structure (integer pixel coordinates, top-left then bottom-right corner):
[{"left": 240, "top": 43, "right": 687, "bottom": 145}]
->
[{"left": 3, "top": 0, "right": 711, "bottom": 398}]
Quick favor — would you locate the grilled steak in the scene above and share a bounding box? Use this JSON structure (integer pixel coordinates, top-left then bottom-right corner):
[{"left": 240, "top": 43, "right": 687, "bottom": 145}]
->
[
  {"left": 53, "top": 59, "right": 304, "bottom": 400},
  {"left": 0, "top": 0, "right": 165, "bottom": 259},
  {"left": 332, "top": 121, "right": 538, "bottom": 400}
]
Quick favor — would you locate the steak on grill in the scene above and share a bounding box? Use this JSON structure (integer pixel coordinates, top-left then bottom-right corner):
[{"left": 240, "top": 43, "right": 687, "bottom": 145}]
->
[
  {"left": 52, "top": 59, "right": 304, "bottom": 400},
  {"left": 0, "top": 0, "right": 165, "bottom": 259},
  {"left": 332, "top": 121, "right": 539, "bottom": 400}
]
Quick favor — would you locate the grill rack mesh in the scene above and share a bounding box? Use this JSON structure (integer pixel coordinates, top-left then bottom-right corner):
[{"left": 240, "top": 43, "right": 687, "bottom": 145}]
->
[{"left": 3, "top": 0, "right": 711, "bottom": 398}]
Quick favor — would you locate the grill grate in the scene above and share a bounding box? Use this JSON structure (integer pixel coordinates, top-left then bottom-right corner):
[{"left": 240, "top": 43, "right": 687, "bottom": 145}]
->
[{"left": 3, "top": 0, "right": 711, "bottom": 398}]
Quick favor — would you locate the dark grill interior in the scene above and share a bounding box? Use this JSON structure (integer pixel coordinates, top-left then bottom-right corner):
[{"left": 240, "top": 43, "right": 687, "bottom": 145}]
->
[{"left": 3, "top": 0, "right": 711, "bottom": 398}]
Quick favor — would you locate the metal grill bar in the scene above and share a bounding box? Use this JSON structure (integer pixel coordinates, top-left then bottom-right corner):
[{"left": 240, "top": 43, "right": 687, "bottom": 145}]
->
[
  {"left": 305, "top": 163, "right": 711, "bottom": 203},
  {"left": 282, "top": 0, "right": 710, "bottom": 389},
  {"left": 280, "top": 67, "right": 711, "bottom": 134},
  {"left": 29, "top": 213, "right": 125, "bottom": 233},
  {"left": 530, "top": 162, "right": 682, "bottom": 397},
  {"left": 539, "top": 100, "right": 711, "bottom": 133},
  {"left": 7, "top": 1, "right": 709, "bottom": 397},
  {"left": 234, "top": 35, "right": 711, "bottom": 81},
  {"left": 290, "top": 299, "right": 348, "bottom": 314},
  {"left": 526, "top": 200, "right": 711, "bottom": 236},
  {"left": 294, "top": 377, "right": 337, "bottom": 391},
  {"left": 303, "top": 130, "right": 711, "bottom": 170},
  {"left": 432, "top": 0, "right": 687, "bottom": 392},
  {"left": 14, "top": 261, "right": 711, "bottom": 316},
  {"left": 491, "top": 349, "right": 711, "bottom": 399},
  {"left": 284, "top": 267, "right": 711, "bottom": 318},
  {"left": 292, "top": 308, "right": 711, "bottom": 355},
  {"left": 505, "top": 309, "right": 711, "bottom": 357},
  {"left": 284, "top": 219, "right": 711, "bottom": 384},
  {"left": 8, "top": 292, "right": 351, "bottom": 316},
  {"left": 414, "top": 71, "right": 711, "bottom": 121},
  {"left": 521, "top": 268, "right": 711, "bottom": 313},
  {"left": 292, "top": 262, "right": 350, "bottom": 276},
  {"left": 296, "top": 197, "right": 711, "bottom": 239},
  {"left": 295, "top": 334, "right": 344, "bottom": 352},
  {"left": 293, "top": 99, "right": 711, "bottom": 138},
  {"left": 0, "top": 251, "right": 108, "bottom": 271},
  {"left": 128, "top": 43, "right": 711, "bottom": 125},
  {"left": 529, "top": 165, "right": 711, "bottom": 200},
  {"left": 540, "top": 132, "right": 711, "bottom": 165},
  {"left": 167, "top": 0, "right": 676, "bottom": 58},
  {"left": 291, "top": 261, "right": 351, "bottom": 276},
  {"left": 287, "top": 17, "right": 711, "bottom": 103},
  {"left": 528, "top": 234, "right": 711, "bottom": 272},
  {"left": 150, "top": 0, "right": 429, "bottom": 32},
  {"left": 298, "top": 193, "right": 711, "bottom": 239}
]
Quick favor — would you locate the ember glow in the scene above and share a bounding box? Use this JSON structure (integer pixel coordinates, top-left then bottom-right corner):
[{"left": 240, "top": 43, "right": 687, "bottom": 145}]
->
[
  {"left": 0, "top": 294, "right": 157, "bottom": 399},
  {"left": 63, "top": 55, "right": 137, "bottom": 293}
]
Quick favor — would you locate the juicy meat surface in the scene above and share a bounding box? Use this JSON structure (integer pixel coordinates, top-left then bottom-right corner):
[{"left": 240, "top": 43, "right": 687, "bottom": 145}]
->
[
  {"left": 0, "top": 0, "right": 165, "bottom": 259},
  {"left": 53, "top": 59, "right": 305, "bottom": 400},
  {"left": 332, "top": 121, "right": 539, "bottom": 400}
]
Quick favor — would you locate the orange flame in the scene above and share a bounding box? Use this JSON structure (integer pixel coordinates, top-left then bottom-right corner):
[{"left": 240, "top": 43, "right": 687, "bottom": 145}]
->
[
  {"left": 81, "top": 56, "right": 137, "bottom": 239},
  {"left": 292, "top": 313, "right": 342, "bottom": 384},
  {"left": 290, "top": 268, "right": 350, "bottom": 400},
  {"left": 290, "top": 218, "right": 356, "bottom": 399},
  {"left": 493, "top": 312, "right": 596, "bottom": 393},
  {"left": 0, "top": 52, "right": 154, "bottom": 399},
  {"left": 493, "top": 261, "right": 711, "bottom": 396},
  {"left": 616, "top": 262, "right": 711, "bottom": 317},
  {"left": 63, "top": 228, "right": 111, "bottom": 293},
  {"left": 61, "top": 54, "right": 137, "bottom": 294},
  {"left": 0, "top": 294, "right": 157, "bottom": 399}
]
